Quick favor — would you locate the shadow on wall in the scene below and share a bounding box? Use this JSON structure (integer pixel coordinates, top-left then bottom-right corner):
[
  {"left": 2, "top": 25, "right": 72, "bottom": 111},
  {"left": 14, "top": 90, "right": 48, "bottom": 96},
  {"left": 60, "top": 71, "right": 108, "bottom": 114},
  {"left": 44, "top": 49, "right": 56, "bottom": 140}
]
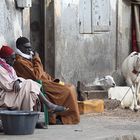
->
[
  {"left": 112, "top": 70, "right": 126, "bottom": 86},
  {"left": 123, "top": 0, "right": 132, "bottom": 5}
]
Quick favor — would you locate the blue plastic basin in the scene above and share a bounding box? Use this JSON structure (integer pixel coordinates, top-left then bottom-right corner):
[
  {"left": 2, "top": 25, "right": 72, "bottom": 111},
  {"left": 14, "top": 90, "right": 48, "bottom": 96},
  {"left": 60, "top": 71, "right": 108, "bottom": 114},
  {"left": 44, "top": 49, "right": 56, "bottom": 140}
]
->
[{"left": 0, "top": 110, "right": 39, "bottom": 135}]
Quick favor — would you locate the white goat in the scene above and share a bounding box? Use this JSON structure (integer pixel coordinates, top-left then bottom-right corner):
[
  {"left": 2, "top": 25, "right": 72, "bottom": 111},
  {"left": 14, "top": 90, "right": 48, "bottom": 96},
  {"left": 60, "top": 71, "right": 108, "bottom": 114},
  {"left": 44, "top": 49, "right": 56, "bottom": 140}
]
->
[
  {"left": 93, "top": 75, "right": 116, "bottom": 87},
  {"left": 77, "top": 75, "right": 115, "bottom": 101},
  {"left": 86, "top": 75, "right": 140, "bottom": 110},
  {"left": 121, "top": 51, "right": 140, "bottom": 111},
  {"left": 108, "top": 86, "right": 140, "bottom": 110}
]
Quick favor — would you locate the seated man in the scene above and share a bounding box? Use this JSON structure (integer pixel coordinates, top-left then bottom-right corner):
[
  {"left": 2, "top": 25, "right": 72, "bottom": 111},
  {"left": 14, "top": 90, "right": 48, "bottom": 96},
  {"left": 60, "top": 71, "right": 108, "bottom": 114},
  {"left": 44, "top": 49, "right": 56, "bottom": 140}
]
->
[
  {"left": 14, "top": 37, "right": 80, "bottom": 124},
  {"left": 0, "top": 45, "right": 66, "bottom": 113}
]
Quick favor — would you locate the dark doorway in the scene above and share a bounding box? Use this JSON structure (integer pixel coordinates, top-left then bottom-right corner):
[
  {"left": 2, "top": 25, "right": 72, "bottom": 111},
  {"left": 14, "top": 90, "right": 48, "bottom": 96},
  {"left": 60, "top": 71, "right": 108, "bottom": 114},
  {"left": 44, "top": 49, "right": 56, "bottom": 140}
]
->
[{"left": 30, "top": 0, "right": 55, "bottom": 77}]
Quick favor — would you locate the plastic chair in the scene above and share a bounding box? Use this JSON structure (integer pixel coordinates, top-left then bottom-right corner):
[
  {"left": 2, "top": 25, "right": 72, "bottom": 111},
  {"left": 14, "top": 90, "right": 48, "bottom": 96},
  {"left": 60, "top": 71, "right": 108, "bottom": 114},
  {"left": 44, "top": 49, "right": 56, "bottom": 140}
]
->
[{"left": 36, "top": 80, "right": 49, "bottom": 127}]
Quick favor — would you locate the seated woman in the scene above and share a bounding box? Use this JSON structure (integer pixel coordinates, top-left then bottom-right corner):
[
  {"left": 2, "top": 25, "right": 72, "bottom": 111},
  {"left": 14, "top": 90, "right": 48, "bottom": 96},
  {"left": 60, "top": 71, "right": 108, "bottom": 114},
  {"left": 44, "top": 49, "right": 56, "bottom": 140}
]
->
[
  {"left": 0, "top": 45, "right": 67, "bottom": 113},
  {"left": 14, "top": 37, "right": 80, "bottom": 124}
]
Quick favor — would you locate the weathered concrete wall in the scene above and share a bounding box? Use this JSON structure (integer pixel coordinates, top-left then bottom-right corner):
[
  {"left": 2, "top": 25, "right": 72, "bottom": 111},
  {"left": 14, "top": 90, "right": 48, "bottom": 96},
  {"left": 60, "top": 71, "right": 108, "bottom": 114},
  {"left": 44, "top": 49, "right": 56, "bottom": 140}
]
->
[
  {"left": 112, "top": 0, "right": 131, "bottom": 85},
  {"left": 22, "top": 8, "right": 30, "bottom": 39},
  {"left": 54, "top": 0, "right": 132, "bottom": 86},
  {"left": 117, "top": 0, "right": 131, "bottom": 68},
  {"left": 54, "top": 0, "right": 117, "bottom": 85},
  {"left": 0, "top": 0, "right": 30, "bottom": 50}
]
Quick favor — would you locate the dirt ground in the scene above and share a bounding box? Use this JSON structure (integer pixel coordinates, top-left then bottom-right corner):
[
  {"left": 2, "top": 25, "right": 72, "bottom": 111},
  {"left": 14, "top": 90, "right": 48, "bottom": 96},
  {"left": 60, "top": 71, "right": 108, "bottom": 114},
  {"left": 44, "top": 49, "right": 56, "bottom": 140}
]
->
[{"left": 87, "top": 99, "right": 140, "bottom": 121}]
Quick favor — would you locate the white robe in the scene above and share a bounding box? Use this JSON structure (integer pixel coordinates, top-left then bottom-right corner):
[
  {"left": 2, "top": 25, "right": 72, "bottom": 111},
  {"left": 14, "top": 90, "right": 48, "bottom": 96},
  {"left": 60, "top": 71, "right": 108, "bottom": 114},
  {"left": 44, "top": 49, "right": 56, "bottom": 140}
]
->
[{"left": 0, "top": 64, "right": 41, "bottom": 111}]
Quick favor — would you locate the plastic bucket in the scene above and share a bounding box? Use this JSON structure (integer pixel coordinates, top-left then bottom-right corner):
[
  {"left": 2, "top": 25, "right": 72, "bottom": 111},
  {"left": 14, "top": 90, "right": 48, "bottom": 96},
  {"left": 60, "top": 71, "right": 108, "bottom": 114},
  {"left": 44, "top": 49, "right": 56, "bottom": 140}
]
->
[{"left": 0, "top": 110, "right": 39, "bottom": 135}]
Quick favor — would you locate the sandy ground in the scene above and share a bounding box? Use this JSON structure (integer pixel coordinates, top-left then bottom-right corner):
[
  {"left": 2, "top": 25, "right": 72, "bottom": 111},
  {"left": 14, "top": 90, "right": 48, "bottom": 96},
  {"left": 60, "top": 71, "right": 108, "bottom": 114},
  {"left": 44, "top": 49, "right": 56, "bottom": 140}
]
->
[{"left": 87, "top": 99, "right": 140, "bottom": 121}]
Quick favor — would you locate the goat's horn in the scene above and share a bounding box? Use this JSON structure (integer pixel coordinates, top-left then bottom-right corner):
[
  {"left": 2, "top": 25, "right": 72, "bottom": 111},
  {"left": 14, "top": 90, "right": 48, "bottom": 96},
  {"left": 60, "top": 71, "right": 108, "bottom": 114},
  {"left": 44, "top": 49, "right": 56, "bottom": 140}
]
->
[{"left": 98, "top": 78, "right": 104, "bottom": 82}]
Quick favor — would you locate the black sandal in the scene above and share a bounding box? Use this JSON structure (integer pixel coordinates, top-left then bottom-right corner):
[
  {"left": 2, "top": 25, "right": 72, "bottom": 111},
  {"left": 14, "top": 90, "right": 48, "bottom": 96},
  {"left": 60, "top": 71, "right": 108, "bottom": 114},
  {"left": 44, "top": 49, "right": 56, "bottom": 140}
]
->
[
  {"left": 50, "top": 106, "right": 69, "bottom": 113},
  {"left": 35, "top": 122, "right": 48, "bottom": 129},
  {"left": 0, "top": 125, "right": 3, "bottom": 132}
]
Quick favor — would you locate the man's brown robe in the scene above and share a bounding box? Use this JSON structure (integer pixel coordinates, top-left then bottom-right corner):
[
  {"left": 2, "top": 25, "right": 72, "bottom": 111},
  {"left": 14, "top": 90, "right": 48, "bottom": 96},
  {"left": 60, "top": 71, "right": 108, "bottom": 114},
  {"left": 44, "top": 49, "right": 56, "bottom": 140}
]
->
[{"left": 13, "top": 54, "right": 80, "bottom": 124}]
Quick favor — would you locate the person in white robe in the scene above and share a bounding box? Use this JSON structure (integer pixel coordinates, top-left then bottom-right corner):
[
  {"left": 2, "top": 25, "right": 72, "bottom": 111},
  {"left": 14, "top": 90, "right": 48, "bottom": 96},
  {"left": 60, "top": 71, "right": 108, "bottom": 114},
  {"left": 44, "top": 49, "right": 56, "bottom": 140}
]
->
[{"left": 0, "top": 45, "right": 67, "bottom": 112}]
